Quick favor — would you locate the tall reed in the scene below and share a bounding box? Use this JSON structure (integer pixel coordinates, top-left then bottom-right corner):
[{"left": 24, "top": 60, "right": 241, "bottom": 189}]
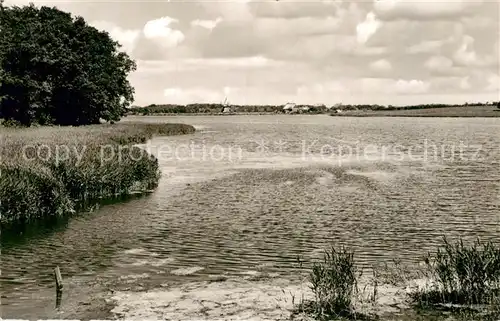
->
[
  {"left": 412, "top": 237, "right": 500, "bottom": 307},
  {"left": 294, "top": 246, "right": 368, "bottom": 320},
  {"left": 0, "top": 122, "right": 195, "bottom": 226}
]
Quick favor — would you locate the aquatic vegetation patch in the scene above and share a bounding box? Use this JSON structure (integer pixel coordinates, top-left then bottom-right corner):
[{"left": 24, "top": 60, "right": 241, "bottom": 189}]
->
[
  {"left": 0, "top": 123, "right": 195, "bottom": 227},
  {"left": 409, "top": 237, "right": 500, "bottom": 316},
  {"left": 294, "top": 238, "right": 500, "bottom": 320},
  {"left": 292, "top": 246, "right": 377, "bottom": 320}
]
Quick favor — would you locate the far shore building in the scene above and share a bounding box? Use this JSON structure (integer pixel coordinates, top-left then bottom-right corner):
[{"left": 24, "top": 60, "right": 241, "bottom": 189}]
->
[
  {"left": 283, "top": 102, "right": 296, "bottom": 113},
  {"left": 221, "top": 96, "right": 233, "bottom": 113}
]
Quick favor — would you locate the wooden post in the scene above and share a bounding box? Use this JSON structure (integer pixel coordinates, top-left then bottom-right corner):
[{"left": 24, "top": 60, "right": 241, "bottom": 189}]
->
[
  {"left": 56, "top": 290, "right": 62, "bottom": 309},
  {"left": 54, "top": 266, "right": 63, "bottom": 308},
  {"left": 54, "top": 266, "right": 63, "bottom": 292}
]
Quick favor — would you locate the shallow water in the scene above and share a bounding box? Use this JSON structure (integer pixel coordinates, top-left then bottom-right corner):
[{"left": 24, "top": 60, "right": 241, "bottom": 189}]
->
[{"left": 2, "top": 115, "right": 500, "bottom": 319}]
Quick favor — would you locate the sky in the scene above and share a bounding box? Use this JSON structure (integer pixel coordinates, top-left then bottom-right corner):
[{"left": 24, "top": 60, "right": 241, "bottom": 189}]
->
[{"left": 5, "top": 0, "right": 500, "bottom": 106}]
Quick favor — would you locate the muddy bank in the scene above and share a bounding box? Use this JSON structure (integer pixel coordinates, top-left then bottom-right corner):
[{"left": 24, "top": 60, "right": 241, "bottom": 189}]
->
[{"left": 108, "top": 274, "right": 428, "bottom": 320}]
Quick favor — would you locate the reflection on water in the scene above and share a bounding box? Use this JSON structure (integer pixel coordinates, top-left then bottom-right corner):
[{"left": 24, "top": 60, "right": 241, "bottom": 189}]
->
[{"left": 2, "top": 115, "right": 500, "bottom": 319}]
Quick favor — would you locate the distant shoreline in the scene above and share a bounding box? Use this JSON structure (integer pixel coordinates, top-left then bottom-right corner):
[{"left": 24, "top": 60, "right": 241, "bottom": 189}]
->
[
  {"left": 330, "top": 106, "right": 500, "bottom": 118},
  {"left": 330, "top": 114, "right": 500, "bottom": 118},
  {"left": 128, "top": 106, "right": 500, "bottom": 118}
]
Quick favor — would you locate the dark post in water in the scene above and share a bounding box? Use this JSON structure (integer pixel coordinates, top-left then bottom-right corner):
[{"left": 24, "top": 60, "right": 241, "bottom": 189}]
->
[{"left": 54, "top": 266, "right": 63, "bottom": 308}]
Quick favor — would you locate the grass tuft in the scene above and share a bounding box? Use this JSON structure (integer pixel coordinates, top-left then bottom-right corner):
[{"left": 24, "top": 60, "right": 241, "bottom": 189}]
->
[{"left": 293, "top": 246, "right": 376, "bottom": 320}]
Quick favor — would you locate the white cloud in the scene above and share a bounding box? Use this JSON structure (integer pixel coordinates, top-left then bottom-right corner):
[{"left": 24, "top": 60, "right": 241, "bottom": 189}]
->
[
  {"left": 360, "top": 78, "right": 430, "bottom": 95},
  {"left": 406, "top": 40, "right": 444, "bottom": 54},
  {"left": 201, "top": 1, "right": 253, "bottom": 22},
  {"left": 254, "top": 16, "right": 343, "bottom": 37},
  {"left": 191, "top": 17, "right": 223, "bottom": 31},
  {"left": 485, "top": 73, "right": 500, "bottom": 92},
  {"left": 297, "top": 82, "right": 347, "bottom": 95},
  {"left": 250, "top": 0, "right": 342, "bottom": 19},
  {"left": 143, "top": 16, "right": 185, "bottom": 48},
  {"left": 183, "top": 56, "right": 281, "bottom": 68},
  {"left": 163, "top": 87, "right": 229, "bottom": 104},
  {"left": 452, "top": 35, "right": 496, "bottom": 67},
  {"left": 135, "top": 56, "right": 281, "bottom": 74},
  {"left": 461, "top": 16, "right": 495, "bottom": 29},
  {"left": 424, "top": 55, "right": 454, "bottom": 73},
  {"left": 370, "top": 59, "right": 392, "bottom": 72},
  {"left": 10, "top": 0, "right": 495, "bottom": 105},
  {"left": 394, "top": 79, "right": 430, "bottom": 94},
  {"left": 295, "top": 81, "right": 348, "bottom": 104},
  {"left": 460, "top": 77, "right": 471, "bottom": 90},
  {"left": 453, "top": 35, "right": 478, "bottom": 66},
  {"left": 89, "top": 21, "right": 140, "bottom": 55},
  {"left": 356, "top": 12, "right": 382, "bottom": 44},
  {"left": 431, "top": 76, "right": 473, "bottom": 92},
  {"left": 374, "top": 0, "right": 482, "bottom": 20}
]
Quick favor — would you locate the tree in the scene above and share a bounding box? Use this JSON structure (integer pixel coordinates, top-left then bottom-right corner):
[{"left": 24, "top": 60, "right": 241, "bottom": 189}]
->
[{"left": 0, "top": 4, "right": 136, "bottom": 126}]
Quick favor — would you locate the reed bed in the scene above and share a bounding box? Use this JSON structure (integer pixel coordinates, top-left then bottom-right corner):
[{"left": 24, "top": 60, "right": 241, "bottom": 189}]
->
[
  {"left": 411, "top": 237, "right": 500, "bottom": 308},
  {"left": 295, "top": 238, "right": 500, "bottom": 320},
  {"left": 0, "top": 122, "right": 195, "bottom": 226}
]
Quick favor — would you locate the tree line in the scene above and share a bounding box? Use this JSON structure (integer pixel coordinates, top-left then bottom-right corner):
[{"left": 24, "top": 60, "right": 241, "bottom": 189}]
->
[{"left": 128, "top": 102, "right": 500, "bottom": 115}]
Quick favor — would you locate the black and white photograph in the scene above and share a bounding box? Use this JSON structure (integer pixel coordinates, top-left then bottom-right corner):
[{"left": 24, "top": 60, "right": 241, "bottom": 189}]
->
[{"left": 1, "top": 0, "right": 499, "bottom": 320}]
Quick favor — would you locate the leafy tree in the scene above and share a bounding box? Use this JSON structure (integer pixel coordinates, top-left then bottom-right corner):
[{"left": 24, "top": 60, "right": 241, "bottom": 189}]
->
[{"left": 0, "top": 4, "right": 136, "bottom": 126}]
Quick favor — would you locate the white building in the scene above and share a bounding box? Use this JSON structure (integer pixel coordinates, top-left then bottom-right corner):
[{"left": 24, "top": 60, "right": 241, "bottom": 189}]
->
[{"left": 283, "top": 102, "right": 296, "bottom": 112}]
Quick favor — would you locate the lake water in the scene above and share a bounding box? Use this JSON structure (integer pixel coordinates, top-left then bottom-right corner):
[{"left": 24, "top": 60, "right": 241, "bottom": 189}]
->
[{"left": 2, "top": 115, "right": 500, "bottom": 319}]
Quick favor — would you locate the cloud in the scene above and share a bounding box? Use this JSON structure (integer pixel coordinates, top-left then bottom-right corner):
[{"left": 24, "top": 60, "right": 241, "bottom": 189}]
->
[
  {"left": 360, "top": 78, "right": 430, "bottom": 95},
  {"left": 431, "top": 76, "right": 473, "bottom": 92},
  {"left": 394, "top": 79, "right": 430, "bottom": 94},
  {"left": 461, "top": 16, "right": 496, "bottom": 30},
  {"left": 297, "top": 81, "right": 347, "bottom": 95},
  {"left": 406, "top": 40, "right": 444, "bottom": 54},
  {"left": 200, "top": 1, "right": 253, "bottom": 22},
  {"left": 452, "top": 35, "right": 496, "bottom": 67},
  {"left": 485, "top": 73, "right": 500, "bottom": 92},
  {"left": 356, "top": 12, "right": 382, "bottom": 44},
  {"left": 191, "top": 17, "right": 223, "bottom": 31},
  {"left": 134, "top": 56, "right": 284, "bottom": 75},
  {"left": 249, "top": 0, "right": 342, "bottom": 19},
  {"left": 181, "top": 56, "right": 282, "bottom": 69},
  {"left": 143, "top": 16, "right": 185, "bottom": 48},
  {"left": 373, "top": 0, "right": 483, "bottom": 20},
  {"left": 424, "top": 55, "right": 454, "bottom": 74},
  {"left": 460, "top": 77, "right": 472, "bottom": 90},
  {"left": 163, "top": 87, "right": 229, "bottom": 104},
  {"left": 254, "top": 16, "right": 344, "bottom": 37},
  {"left": 265, "top": 34, "right": 387, "bottom": 62},
  {"left": 89, "top": 21, "right": 140, "bottom": 55},
  {"left": 294, "top": 82, "right": 348, "bottom": 104},
  {"left": 10, "top": 0, "right": 496, "bottom": 105},
  {"left": 369, "top": 59, "right": 392, "bottom": 72},
  {"left": 300, "top": 78, "right": 430, "bottom": 98}
]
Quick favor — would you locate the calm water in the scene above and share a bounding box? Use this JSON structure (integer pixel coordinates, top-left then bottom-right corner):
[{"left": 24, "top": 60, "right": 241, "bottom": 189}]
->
[{"left": 2, "top": 115, "right": 500, "bottom": 318}]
